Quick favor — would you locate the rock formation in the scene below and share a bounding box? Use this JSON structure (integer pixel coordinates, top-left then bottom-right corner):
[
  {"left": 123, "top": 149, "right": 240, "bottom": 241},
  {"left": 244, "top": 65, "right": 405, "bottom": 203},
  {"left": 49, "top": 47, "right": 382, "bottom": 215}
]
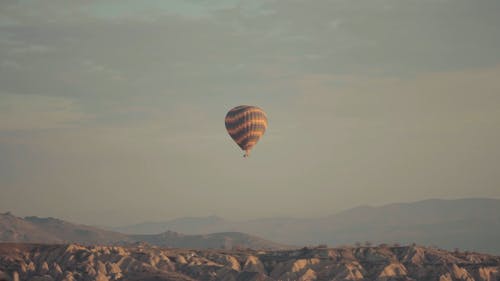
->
[{"left": 1, "top": 243, "right": 499, "bottom": 281}]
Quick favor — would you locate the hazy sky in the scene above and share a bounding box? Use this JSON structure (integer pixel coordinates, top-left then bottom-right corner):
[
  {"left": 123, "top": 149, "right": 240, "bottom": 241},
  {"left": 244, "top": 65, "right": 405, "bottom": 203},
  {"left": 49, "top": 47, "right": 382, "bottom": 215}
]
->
[{"left": 1, "top": 0, "right": 499, "bottom": 226}]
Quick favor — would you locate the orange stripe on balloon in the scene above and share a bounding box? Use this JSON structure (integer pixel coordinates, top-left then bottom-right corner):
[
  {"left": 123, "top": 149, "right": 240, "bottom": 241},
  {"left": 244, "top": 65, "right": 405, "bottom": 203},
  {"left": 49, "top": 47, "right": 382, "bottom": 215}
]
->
[
  {"left": 226, "top": 119, "right": 268, "bottom": 134},
  {"left": 225, "top": 108, "right": 267, "bottom": 123}
]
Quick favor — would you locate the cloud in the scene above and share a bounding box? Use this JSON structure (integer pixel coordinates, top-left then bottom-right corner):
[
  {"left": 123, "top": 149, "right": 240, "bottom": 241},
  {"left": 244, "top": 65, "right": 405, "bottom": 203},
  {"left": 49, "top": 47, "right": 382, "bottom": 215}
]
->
[
  {"left": 81, "top": 59, "right": 123, "bottom": 81},
  {"left": 8, "top": 44, "right": 54, "bottom": 55},
  {"left": 1, "top": 0, "right": 500, "bottom": 224},
  {"left": 294, "top": 64, "right": 500, "bottom": 121},
  {"left": 1, "top": 0, "right": 499, "bottom": 103},
  {"left": 1, "top": 60, "right": 21, "bottom": 70},
  {"left": 0, "top": 93, "right": 91, "bottom": 131}
]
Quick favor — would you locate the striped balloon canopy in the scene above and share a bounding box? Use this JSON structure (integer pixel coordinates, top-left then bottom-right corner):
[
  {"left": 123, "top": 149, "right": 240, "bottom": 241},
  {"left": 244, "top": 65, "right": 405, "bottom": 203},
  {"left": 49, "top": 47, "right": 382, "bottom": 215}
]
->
[{"left": 225, "top": 105, "right": 268, "bottom": 157}]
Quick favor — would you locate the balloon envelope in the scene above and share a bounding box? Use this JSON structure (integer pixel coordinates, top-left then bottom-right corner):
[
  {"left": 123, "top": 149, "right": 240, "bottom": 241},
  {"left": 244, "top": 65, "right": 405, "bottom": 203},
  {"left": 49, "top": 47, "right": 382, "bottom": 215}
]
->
[{"left": 225, "top": 105, "right": 268, "bottom": 157}]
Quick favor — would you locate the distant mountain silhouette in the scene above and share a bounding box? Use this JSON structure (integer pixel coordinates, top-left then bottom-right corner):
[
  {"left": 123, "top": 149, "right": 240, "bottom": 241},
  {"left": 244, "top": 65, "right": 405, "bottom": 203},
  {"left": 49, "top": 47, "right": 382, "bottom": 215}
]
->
[
  {"left": 0, "top": 212, "right": 286, "bottom": 250},
  {"left": 113, "top": 198, "right": 500, "bottom": 254}
]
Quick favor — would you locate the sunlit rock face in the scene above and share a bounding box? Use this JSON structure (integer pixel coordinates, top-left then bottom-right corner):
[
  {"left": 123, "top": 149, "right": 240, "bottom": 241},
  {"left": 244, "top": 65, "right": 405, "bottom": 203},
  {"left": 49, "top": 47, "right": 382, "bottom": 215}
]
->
[{"left": 0, "top": 244, "right": 499, "bottom": 281}]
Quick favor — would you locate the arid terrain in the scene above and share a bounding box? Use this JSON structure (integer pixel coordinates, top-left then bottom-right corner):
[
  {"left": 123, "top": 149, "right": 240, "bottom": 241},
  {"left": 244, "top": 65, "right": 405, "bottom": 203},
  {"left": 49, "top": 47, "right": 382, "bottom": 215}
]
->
[
  {"left": 2, "top": 202, "right": 500, "bottom": 280},
  {"left": 1, "top": 243, "right": 499, "bottom": 281}
]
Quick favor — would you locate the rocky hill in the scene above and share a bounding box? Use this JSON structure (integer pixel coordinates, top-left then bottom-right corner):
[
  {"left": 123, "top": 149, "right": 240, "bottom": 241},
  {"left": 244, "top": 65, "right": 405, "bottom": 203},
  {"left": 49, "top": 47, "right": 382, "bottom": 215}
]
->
[
  {"left": 114, "top": 215, "right": 227, "bottom": 236},
  {"left": 0, "top": 213, "right": 129, "bottom": 244},
  {"left": 131, "top": 231, "right": 288, "bottom": 250},
  {"left": 0, "top": 213, "right": 285, "bottom": 250},
  {"left": 0, "top": 243, "right": 499, "bottom": 281}
]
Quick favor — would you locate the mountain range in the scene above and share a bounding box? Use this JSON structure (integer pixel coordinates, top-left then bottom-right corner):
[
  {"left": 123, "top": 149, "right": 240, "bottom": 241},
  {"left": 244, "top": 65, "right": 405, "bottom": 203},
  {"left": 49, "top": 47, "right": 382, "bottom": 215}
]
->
[
  {"left": 0, "top": 213, "right": 286, "bottom": 250},
  {"left": 112, "top": 198, "right": 500, "bottom": 254},
  {"left": 2, "top": 198, "right": 500, "bottom": 254}
]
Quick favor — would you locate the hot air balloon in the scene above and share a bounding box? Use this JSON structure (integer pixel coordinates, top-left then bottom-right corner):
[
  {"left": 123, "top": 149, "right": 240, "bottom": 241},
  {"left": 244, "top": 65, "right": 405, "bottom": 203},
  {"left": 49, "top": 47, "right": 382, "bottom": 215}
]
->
[{"left": 225, "top": 105, "right": 268, "bottom": 157}]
